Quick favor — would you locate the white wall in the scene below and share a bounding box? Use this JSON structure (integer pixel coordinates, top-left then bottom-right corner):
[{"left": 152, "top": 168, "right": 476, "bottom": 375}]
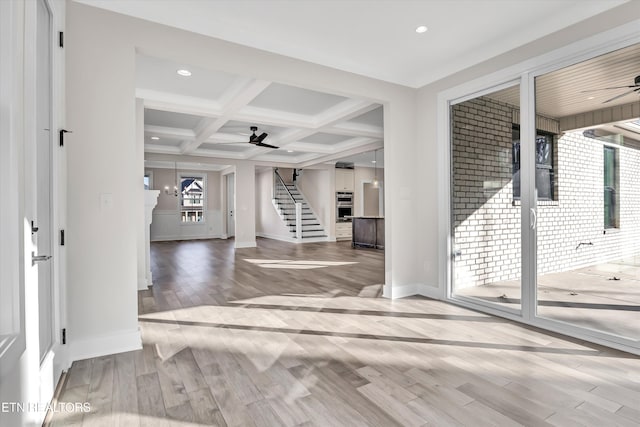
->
[
  {"left": 297, "top": 167, "right": 333, "bottom": 228},
  {"left": 148, "top": 168, "right": 224, "bottom": 241},
  {"left": 255, "top": 168, "right": 292, "bottom": 241},
  {"left": 234, "top": 162, "right": 257, "bottom": 248},
  {"left": 66, "top": 3, "right": 141, "bottom": 361}
]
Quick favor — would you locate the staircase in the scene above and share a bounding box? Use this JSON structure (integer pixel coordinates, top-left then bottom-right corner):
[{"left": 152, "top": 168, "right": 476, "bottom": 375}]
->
[{"left": 273, "top": 172, "right": 327, "bottom": 241}]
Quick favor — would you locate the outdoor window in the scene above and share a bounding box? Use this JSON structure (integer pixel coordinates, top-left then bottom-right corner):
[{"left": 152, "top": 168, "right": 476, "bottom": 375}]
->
[
  {"left": 181, "top": 176, "right": 205, "bottom": 223},
  {"left": 144, "top": 174, "right": 151, "bottom": 190},
  {"left": 603, "top": 146, "right": 619, "bottom": 229},
  {"left": 512, "top": 126, "right": 556, "bottom": 200}
]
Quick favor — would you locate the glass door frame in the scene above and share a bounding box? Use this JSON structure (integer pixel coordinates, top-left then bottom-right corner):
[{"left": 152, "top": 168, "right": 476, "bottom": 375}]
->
[
  {"left": 446, "top": 78, "right": 526, "bottom": 320},
  {"left": 439, "top": 24, "right": 640, "bottom": 355}
]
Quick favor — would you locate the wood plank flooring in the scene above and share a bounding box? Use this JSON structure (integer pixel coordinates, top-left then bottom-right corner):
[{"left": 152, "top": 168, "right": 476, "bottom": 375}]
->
[{"left": 49, "top": 238, "right": 640, "bottom": 426}]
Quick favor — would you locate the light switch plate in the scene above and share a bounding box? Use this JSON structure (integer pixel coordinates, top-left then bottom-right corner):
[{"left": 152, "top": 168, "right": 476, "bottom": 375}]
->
[{"left": 100, "top": 193, "right": 113, "bottom": 210}]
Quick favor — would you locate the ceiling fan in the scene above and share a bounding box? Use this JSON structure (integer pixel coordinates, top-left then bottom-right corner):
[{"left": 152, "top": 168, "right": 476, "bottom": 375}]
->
[
  {"left": 581, "top": 74, "right": 640, "bottom": 104},
  {"left": 220, "top": 126, "right": 279, "bottom": 149}
]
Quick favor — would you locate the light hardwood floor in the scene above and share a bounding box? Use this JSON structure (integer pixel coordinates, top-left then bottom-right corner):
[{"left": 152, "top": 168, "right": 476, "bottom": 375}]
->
[{"left": 49, "top": 238, "right": 640, "bottom": 426}]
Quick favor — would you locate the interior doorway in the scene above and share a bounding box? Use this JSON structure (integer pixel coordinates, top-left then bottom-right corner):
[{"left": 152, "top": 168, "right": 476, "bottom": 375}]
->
[
  {"left": 226, "top": 173, "right": 235, "bottom": 238},
  {"left": 362, "top": 182, "right": 383, "bottom": 217}
]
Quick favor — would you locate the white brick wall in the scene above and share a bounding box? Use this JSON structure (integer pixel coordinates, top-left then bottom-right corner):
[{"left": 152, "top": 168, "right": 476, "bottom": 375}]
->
[{"left": 452, "top": 96, "right": 640, "bottom": 289}]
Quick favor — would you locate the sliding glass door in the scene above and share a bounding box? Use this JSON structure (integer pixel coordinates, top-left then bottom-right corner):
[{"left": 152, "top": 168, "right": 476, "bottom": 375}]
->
[
  {"left": 449, "top": 41, "right": 640, "bottom": 352},
  {"left": 533, "top": 43, "right": 640, "bottom": 344},
  {"left": 450, "top": 83, "right": 522, "bottom": 314}
]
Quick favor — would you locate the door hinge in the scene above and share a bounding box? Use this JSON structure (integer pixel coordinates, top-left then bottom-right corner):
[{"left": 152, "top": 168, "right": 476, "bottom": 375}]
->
[
  {"left": 60, "top": 229, "right": 65, "bottom": 246},
  {"left": 31, "top": 220, "right": 39, "bottom": 234},
  {"left": 62, "top": 328, "right": 66, "bottom": 345},
  {"left": 59, "top": 31, "right": 64, "bottom": 48},
  {"left": 59, "top": 129, "right": 71, "bottom": 147}
]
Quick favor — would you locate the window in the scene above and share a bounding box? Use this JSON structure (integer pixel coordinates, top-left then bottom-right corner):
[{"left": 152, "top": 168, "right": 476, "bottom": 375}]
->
[
  {"left": 181, "top": 176, "right": 205, "bottom": 223},
  {"left": 512, "top": 126, "right": 556, "bottom": 200},
  {"left": 603, "top": 146, "right": 619, "bottom": 229},
  {"left": 143, "top": 173, "right": 151, "bottom": 190}
]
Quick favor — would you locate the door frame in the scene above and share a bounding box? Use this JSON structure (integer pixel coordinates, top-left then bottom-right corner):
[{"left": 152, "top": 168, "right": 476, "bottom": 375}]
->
[
  {"left": 438, "top": 20, "right": 640, "bottom": 355},
  {"left": 222, "top": 170, "right": 236, "bottom": 238},
  {"left": 26, "top": 0, "right": 67, "bottom": 417},
  {"left": 358, "top": 179, "right": 384, "bottom": 217}
]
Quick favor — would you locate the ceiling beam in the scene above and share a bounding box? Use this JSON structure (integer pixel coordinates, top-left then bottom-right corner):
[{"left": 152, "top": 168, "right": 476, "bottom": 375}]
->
[
  {"left": 138, "top": 89, "right": 222, "bottom": 117},
  {"left": 145, "top": 125, "right": 195, "bottom": 140}
]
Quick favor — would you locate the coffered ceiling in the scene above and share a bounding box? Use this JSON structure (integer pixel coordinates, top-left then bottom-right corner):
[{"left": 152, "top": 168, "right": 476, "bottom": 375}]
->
[{"left": 139, "top": 54, "right": 383, "bottom": 167}]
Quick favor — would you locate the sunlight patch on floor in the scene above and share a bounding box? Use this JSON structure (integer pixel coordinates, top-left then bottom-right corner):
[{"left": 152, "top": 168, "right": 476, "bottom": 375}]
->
[{"left": 244, "top": 258, "right": 358, "bottom": 269}]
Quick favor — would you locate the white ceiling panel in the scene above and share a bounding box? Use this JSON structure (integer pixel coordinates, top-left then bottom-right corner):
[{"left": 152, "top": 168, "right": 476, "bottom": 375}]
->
[
  {"left": 348, "top": 106, "right": 384, "bottom": 127},
  {"left": 145, "top": 137, "right": 182, "bottom": 147},
  {"left": 145, "top": 108, "right": 203, "bottom": 129},
  {"left": 198, "top": 143, "right": 251, "bottom": 152},
  {"left": 300, "top": 133, "right": 353, "bottom": 145},
  {"left": 248, "top": 83, "right": 348, "bottom": 115},
  {"left": 218, "top": 120, "right": 289, "bottom": 137},
  {"left": 78, "top": 0, "right": 625, "bottom": 87},
  {"left": 137, "top": 54, "right": 238, "bottom": 100}
]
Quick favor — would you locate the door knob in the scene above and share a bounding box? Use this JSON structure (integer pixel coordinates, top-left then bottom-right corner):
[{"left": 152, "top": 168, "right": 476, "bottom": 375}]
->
[{"left": 32, "top": 251, "right": 52, "bottom": 266}]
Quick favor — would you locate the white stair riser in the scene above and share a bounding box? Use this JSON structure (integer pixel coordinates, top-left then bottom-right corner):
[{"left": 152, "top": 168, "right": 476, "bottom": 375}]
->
[{"left": 274, "top": 182, "right": 327, "bottom": 239}]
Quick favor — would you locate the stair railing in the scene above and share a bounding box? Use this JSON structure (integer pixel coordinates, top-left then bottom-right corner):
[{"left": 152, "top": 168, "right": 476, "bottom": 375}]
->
[{"left": 273, "top": 169, "right": 302, "bottom": 240}]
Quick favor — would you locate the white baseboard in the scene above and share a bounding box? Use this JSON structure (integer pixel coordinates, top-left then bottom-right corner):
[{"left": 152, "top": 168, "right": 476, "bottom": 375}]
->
[
  {"left": 256, "top": 233, "right": 332, "bottom": 244},
  {"left": 383, "top": 283, "right": 419, "bottom": 299},
  {"left": 235, "top": 240, "right": 257, "bottom": 248},
  {"left": 256, "top": 232, "right": 297, "bottom": 243},
  {"left": 382, "top": 283, "right": 442, "bottom": 300},
  {"left": 69, "top": 328, "right": 142, "bottom": 362},
  {"left": 137, "top": 275, "right": 148, "bottom": 291},
  {"left": 151, "top": 234, "right": 223, "bottom": 242},
  {"left": 417, "top": 284, "right": 442, "bottom": 299}
]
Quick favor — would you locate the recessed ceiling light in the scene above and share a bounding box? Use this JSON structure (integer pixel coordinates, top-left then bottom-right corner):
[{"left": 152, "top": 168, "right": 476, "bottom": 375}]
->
[
  {"left": 587, "top": 96, "right": 595, "bottom": 100},
  {"left": 415, "top": 25, "right": 428, "bottom": 34},
  {"left": 177, "top": 69, "right": 192, "bottom": 77},
  {"left": 151, "top": 136, "right": 160, "bottom": 140},
  {"left": 371, "top": 160, "right": 377, "bottom": 163},
  {"left": 287, "top": 150, "right": 294, "bottom": 153}
]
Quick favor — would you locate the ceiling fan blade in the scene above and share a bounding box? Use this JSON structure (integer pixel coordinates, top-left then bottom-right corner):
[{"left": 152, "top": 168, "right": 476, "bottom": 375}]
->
[
  {"left": 255, "top": 142, "right": 279, "bottom": 149},
  {"left": 603, "top": 88, "right": 638, "bottom": 104},
  {"left": 581, "top": 85, "right": 638, "bottom": 93},
  {"left": 254, "top": 132, "right": 268, "bottom": 143}
]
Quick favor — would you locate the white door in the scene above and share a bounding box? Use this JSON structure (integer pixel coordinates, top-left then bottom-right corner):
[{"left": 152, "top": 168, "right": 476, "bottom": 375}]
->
[
  {"left": 226, "top": 173, "right": 235, "bottom": 237},
  {"left": 36, "top": 0, "right": 54, "bottom": 362}
]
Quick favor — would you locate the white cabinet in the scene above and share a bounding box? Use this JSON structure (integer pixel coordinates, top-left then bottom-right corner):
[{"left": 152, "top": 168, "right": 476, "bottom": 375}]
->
[
  {"left": 335, "top": 169, "right": 354, "bottom": 192},
  {"left": 335, "top": 222, "right": 352, "bottom": 241}
]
